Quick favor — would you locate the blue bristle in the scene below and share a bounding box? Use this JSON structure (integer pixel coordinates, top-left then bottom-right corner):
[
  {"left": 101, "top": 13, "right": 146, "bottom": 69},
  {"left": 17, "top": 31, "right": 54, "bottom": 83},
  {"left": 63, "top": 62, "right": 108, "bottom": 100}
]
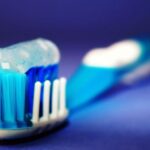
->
[
  {"left": 38, "top": 67, "right": 46, "bottom": 82},
  {"left": 26, "top": 64, "right": 58, "bottom": 117},
  {"left": 26, "top": 66, "right": 42, "bottom": 117},
  {"left": 1, "top": 71, "right": 16, "bottom": 123},
  {"left": 15, "top": 73, "right": 26, "bottom": 122},
  {"left": 51, "top": 65, "right": 59, "bottom": 81},
  {"left": 0, "top": 69, "right": 27, "bottom": 129},
  {"left": 26, "top": 67, "right": 37, "bottom": 116}
]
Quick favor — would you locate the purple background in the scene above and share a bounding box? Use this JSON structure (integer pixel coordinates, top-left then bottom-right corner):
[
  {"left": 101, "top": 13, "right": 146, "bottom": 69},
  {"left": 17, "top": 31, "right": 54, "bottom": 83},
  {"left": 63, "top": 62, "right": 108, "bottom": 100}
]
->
[
  {"left": 0, "top": 0, "right": 150, "bottom": 149},
  {"left": 0, "top": 0, "right": 150, "bottom": 77}
]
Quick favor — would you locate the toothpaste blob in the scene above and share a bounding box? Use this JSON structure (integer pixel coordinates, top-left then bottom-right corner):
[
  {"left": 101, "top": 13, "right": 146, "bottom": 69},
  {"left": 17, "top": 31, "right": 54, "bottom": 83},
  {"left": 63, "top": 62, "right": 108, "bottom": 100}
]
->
[{"left": 0, "top": 38, "right": 60, "bottom": 73}]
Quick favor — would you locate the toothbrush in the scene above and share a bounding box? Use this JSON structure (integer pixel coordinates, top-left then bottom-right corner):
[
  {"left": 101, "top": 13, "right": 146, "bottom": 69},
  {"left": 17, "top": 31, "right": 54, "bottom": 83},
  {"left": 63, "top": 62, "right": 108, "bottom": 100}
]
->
[
  {"left": 67, "top": 39, "right": 150, "bottom": 110},
  {"left": 0, "top": 38, "right": 68, "bottom": 140},
  {"left": 0, "top": 65, "right": 68, "bottom": 140},
  {"left": 1, "top": 38, "right": 149, "bottom": 140}
]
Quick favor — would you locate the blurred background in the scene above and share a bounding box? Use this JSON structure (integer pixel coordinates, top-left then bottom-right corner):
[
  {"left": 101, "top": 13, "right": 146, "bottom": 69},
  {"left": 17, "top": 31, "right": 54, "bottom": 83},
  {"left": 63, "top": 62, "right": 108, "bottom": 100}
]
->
[
  {"left": 0, "top": 0, "right": 150, "bottom": 149},
  {"left": 0, "top": 0, "right": 150, "bottom": 77}
]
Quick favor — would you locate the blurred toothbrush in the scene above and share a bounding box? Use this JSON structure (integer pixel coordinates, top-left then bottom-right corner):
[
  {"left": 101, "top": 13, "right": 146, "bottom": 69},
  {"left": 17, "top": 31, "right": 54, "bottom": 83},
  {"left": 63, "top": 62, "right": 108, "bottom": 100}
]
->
[{"left": 67, "top": 39, "right": 150, "bottom": 110}]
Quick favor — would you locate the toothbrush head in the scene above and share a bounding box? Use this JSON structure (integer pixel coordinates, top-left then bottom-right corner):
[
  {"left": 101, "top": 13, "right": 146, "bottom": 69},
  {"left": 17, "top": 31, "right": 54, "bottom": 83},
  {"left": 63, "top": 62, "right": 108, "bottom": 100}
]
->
[
  {"left": 0, "top": 39, "right": 68, "bottom": 140},
  {"left": 0, "top": 77, "right": 68, "bottom": 140}
]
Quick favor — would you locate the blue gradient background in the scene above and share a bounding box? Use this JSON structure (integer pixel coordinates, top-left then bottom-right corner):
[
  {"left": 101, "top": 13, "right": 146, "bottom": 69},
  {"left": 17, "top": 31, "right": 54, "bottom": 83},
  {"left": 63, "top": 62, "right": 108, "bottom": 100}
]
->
[{"left": 0, "top": 0, "right": 150, "bottom": 149}]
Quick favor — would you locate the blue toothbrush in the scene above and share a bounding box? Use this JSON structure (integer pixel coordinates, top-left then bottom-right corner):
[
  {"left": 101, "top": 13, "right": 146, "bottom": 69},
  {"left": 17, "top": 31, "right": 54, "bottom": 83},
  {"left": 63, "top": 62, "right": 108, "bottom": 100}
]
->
[
  {"left": 67, "top": 39, "right": 150, "bottom": 110},
  {"left": 0, "top": 39, "right": 68, "bottom": 140},
  {"left": 0, "top": 38, "right": 150, "bottom": 140}
]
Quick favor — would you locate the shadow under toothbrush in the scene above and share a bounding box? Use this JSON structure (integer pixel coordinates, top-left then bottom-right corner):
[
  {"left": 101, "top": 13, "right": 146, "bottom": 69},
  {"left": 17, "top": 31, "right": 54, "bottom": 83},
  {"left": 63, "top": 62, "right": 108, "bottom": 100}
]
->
[
  {"left": 70, "top": 75, "right": 150, "bottom": 115},
  {"left": 0, "top": 121, "right": 69, "bottom": 145}
]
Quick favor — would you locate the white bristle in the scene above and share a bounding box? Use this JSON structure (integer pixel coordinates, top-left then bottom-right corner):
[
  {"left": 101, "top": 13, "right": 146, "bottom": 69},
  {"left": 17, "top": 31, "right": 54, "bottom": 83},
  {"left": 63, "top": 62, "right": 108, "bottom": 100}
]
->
[
  {"left": 59, "top": 78, "right": 67, "bottom": 115},
  {"left": 31, "top": 78, "right": 68, "bottom": 126},
  {"left": 32, "top": 81, "right": 41, "bottom": 124},
  {"left": 51, "top": 79, "right": 59, "bottom": 119},
  {"left": 43, "top": 80, "right": 51, "bottom": 120}
]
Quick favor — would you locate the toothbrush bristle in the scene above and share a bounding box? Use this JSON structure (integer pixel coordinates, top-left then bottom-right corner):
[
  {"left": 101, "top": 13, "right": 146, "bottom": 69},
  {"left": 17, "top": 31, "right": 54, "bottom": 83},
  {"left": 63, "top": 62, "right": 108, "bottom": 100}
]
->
[
  {"left": 0, "top": 70, "right": 27, "bottom": 128},
  {"left": 59, "top": 78, "right": 67, "bottom": 115},
  {"left": 31, "top": 77, "right": 68, "bottom": 124},
  {"left": 32, "top": 81, "right": 42, "bottom": 124},
  {"left": 26, "top": 64, "right": 58, "bottom": 116},
  {"left": 51, "top": 79, "right": 59, "bottom": 119},
  {"left": 43, "top": 80, "right": 51, "bottom": 120},
  {"left": 15, "top": 73, "right": 26, "bottom": 123},
  {"left": 2, "top": 72, "right": 16, "bottom": 123},
  {"left": 0, "top": 63, "right": 68, "bottom": 139}
]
